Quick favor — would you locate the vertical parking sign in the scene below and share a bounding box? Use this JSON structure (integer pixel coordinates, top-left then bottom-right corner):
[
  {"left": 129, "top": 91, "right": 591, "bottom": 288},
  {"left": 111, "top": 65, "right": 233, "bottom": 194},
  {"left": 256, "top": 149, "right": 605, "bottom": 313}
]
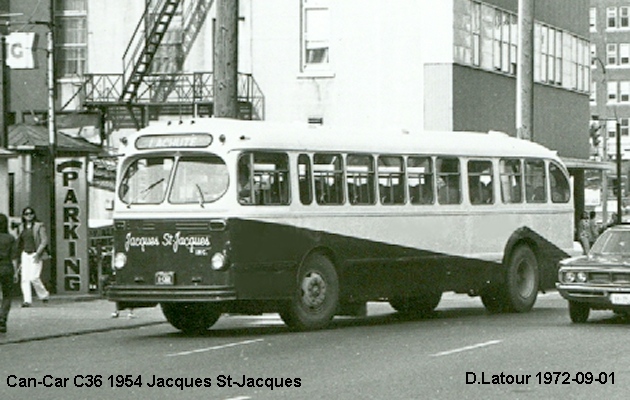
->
[
  {"left": 55, "top": 157, "right": 89, "bottom": 293},
  {"left": 5, "top": 32, "right": 35, "bottom": 69}
]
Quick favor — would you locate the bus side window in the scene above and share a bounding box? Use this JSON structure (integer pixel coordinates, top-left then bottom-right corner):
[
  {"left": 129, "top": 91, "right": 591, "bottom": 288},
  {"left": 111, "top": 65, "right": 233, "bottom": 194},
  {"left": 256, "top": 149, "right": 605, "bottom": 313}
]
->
[
  {"left": 500, "top": 158, "right": 523, "bottom": 203},
  {"left": 237, "top": 154, "right": 254, "bottom": 204},
  {"left": 468, "top": 160, "right": 493, "bottom": 205},
  {"left": 314, "top": 153, "right": 344, "bottom": 205},
  {"left": 378, "top": 156, "right": 405, "bottom": 205},
  {"left": 549, "top": 161, "right": 570, "bottom": 203},
  {"left": 298, "top": 154, "right": 313, "bottom": 205},
  {"left": 407, "top": 156, "right": 434, "bottom": 205},
  {"left": 437, "top": 157, "right": 461, "bottom": 204},
  {"left": 525, "top": 159, "right": 547, "bottom": 203},
  {"left": 347, "top": 154, "right": 375, "bottom": 205},
  {"left": 239, "top": 152, "right": 290, "bottom": 205}
]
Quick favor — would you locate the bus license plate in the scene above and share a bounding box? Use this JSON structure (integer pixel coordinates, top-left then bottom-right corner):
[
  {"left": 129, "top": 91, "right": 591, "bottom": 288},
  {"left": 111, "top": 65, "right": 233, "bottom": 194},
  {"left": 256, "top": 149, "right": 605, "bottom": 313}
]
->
[
  {"left": 155, "top": 271, "right": 174, "bottom": 285},
  {"left": 611, "top": 293, "right": 630, "bottom": 305}
]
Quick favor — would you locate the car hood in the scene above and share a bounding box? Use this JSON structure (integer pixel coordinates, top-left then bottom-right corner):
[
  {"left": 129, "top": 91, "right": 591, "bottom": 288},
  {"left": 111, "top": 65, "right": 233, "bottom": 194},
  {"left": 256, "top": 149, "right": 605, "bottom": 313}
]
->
[{"left": 561, "top": 254, "right": 630, "bottom": 268}]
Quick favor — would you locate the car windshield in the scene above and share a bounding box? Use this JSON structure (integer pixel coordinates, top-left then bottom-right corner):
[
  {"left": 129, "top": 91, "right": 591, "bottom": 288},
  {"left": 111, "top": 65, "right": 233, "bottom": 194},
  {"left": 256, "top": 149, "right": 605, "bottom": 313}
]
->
[
  {"left": 591, "top": 229, "right": 630, "bottom": 255},
  {"left": 119, "top": 155, "right": 229, "bottom": 205}
]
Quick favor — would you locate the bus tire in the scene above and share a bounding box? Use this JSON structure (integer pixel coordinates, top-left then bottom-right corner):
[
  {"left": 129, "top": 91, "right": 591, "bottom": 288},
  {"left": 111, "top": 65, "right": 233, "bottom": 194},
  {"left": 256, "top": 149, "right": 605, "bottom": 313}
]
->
[
  {"left": 504, "top": 245, "right": 539, "bottom": 313},
  {"left": 480, "top": 288, "right": 507, "bottom": 314},
  {"left": 280, "top": 253, "right": 339, "bottom": 331},
  {"left": 568, "top": 301, "right": 590, "bottom": 323},
  {"left": 389, "top": 291, "right": 442, "bottom": 316},
  {"left": 161, "top": 303, "right": 221, "bottom": 334}
]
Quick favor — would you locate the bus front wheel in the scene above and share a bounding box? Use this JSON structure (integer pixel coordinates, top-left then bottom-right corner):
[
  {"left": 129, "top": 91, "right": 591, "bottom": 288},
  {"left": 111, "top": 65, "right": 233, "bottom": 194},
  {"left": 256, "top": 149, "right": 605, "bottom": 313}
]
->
[
  {"left": 161, "top": 303, "right": 221, "bottom": 334},
  {"left": 280, "top": 253, "right": 339, "bottom": 331},
  {"left": 505, "top": 245, "right": 539, "bottom": 313}
]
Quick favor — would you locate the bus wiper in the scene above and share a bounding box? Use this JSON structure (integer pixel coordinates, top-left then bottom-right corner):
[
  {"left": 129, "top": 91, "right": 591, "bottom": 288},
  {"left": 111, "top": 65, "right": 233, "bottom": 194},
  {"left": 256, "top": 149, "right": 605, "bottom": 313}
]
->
[
  {"left": 127, "top": 177, "right": 165, "bottom": 207},
  {"left": 195, "top": 184, "right": 205, "bottom": 208}
]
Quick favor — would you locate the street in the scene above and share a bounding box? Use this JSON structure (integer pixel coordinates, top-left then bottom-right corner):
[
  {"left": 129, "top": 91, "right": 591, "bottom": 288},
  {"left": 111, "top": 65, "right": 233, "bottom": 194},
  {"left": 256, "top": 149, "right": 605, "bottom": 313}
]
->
[{"left": 0, "top": 292, "right": 628, "bottom": 400}]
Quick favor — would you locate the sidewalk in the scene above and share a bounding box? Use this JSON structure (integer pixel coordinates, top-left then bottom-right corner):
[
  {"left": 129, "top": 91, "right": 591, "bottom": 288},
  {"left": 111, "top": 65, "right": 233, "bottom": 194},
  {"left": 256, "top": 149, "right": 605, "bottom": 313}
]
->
[{"left": 0, "top": 295, "right": 166, "bottom": 345}]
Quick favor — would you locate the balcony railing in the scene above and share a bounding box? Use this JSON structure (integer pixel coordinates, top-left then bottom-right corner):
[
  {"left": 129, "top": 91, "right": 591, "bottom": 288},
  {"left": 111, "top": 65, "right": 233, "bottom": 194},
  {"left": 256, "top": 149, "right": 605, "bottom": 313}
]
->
[{"left": 81, "top": 72, "right": 264, "bottom": 120}]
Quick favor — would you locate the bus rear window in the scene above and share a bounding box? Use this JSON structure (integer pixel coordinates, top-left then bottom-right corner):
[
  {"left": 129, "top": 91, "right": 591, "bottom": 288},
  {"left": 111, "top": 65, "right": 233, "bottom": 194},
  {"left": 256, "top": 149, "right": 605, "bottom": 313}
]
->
[{"left": 119, "top": 157, "right": 174, "bottom": 204}]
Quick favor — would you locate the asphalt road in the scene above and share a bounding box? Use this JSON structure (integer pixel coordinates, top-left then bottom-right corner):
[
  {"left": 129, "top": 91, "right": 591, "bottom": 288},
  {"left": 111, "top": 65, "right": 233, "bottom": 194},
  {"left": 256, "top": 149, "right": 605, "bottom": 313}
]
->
[{"left": 1, "top": 292, "right": 628, "bottom": 400}]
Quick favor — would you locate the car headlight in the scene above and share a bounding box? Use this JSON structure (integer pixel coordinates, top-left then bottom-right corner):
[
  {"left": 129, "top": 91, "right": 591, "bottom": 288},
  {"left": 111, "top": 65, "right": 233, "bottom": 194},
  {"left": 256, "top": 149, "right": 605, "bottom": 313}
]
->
[
  {"left": 577, "top": 272, "right": 588, "bottom": 283},
  {"left": 113, "top": 252, "right": 127, "bottom": 270},
  {"left": 564, "top": 271, "right": 576, "bottom": 283},
  {"left": 211, "top": 252, "right": 227, "bottom": 270}
]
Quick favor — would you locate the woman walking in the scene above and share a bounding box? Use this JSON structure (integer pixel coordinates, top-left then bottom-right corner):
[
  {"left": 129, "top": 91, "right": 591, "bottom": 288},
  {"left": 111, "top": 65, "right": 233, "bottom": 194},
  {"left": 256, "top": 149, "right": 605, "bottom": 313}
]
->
[{"left": 17, "top": 207, "right": 50, "bottom": 307}]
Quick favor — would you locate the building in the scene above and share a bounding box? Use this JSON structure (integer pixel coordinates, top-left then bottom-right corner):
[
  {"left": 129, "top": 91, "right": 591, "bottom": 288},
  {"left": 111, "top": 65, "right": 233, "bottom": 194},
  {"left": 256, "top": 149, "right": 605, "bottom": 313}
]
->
[
  {"left": 588, "top": 0, "right": 630, "bottom": 220},
  {"left": 0, "top": 0, "right": 593, "bottom": 291}
]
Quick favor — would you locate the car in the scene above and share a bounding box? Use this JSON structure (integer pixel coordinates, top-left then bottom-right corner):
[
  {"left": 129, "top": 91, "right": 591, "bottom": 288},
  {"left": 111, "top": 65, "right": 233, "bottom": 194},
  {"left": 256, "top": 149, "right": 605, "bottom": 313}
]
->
[{"left": 557, "top": 224, "right": 630, "bottom": 323}]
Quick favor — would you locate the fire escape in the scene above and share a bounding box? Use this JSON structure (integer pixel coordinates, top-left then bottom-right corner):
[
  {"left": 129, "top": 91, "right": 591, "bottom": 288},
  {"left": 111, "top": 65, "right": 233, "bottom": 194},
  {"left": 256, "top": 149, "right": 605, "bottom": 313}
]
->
[{"left": 66, "top": 0, "right": 264, "bottom": 131}]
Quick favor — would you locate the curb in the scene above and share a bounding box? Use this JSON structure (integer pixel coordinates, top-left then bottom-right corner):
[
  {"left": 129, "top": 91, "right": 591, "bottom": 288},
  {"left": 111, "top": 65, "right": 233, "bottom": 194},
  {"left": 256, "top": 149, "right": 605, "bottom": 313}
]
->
[{"left": 0, "top": 321, "right": 167, "bottom": 346}]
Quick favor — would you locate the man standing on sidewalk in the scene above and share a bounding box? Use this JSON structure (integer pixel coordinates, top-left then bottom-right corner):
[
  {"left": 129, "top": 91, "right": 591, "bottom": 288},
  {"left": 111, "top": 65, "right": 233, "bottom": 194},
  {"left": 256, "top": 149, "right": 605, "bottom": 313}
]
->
[{"left": 0, "top": 213, "right": 18, "bottom": 333}]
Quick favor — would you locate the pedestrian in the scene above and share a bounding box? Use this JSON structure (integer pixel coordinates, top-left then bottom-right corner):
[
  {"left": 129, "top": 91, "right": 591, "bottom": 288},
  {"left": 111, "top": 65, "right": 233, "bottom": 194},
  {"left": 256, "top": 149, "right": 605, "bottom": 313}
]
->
[
  {"left": 589, "top": 211, "right": 599, "bottom": 246},
  {"left": 0, "top": 213, "right": 18, "bottom": 333},
  {"left": 577, "top": 211, "right": 592, "bottom": 255},
  {"left": 16, "top": 207, "right": 50, "bottom": 307},
  {"left": 111, "top": 302, "right": 136, "bottom": 319}
]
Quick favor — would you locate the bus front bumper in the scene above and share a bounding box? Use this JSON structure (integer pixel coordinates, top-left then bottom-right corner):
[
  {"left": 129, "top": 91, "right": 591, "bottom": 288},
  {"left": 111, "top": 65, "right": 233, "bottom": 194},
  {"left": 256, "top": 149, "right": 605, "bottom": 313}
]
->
[{"left": 107, "top": 285, "right": 238, "bottom": 304}]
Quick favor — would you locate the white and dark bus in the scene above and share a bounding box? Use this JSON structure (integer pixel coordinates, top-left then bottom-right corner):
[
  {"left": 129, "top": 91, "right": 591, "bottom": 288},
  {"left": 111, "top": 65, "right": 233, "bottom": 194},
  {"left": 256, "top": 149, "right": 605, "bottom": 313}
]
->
[{"left": 108, "top": 118, "right": 574, "bottom": 332}]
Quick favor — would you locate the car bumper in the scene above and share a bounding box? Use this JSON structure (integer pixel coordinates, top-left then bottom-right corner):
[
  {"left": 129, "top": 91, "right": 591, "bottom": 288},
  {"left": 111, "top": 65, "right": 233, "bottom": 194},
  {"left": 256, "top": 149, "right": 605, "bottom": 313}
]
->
[{"left": 556, "top": 283, "right": 630, "bottom": 309}]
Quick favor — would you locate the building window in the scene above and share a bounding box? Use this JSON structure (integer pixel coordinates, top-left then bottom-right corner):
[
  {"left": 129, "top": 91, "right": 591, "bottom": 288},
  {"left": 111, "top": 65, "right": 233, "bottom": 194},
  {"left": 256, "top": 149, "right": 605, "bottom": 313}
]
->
[
  {"left": 453, "top": 0, "right": 589, "bottom": 94},
  {"left": 54, "top": 0, "right": 87, "bottom": 77},
  {"left": 590, "top": 7, "right": 597, "bottom": 32},
  {"left": 621, "top": 81, "right": 630, "bottom": 102},
  {"left": 607, "top": 43, "right": 618, "bottom": 65},
  {"left": 620, "top": 44, "right": 630, "bottom": 66},
  {"left": 608, "top": 81, "right": 618, "bottom": 103},
  {"left": 590, "top": 82, "right": 596, "bottom": 104},
  {"left": 608, "top": 120, "right": 617, "bottom": 138},
  {"left": 301, "top": 0, "right": 330, "bottom": 72},
  {"left": 621, "top": 7, "right": 630, "bottom": 28},
  {"left": 608, "top": 7, "right": 618, "bottom": 29},
  {"left": 622, "top": 118, "right": 630, "bottom": 136}
]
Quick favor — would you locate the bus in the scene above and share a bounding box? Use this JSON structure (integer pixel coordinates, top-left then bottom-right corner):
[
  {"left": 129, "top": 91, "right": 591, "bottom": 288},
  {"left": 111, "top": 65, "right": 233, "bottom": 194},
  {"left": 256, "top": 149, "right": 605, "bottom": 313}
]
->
[{"left": 108, "top": 118, "right": 574, "bottom": 332}]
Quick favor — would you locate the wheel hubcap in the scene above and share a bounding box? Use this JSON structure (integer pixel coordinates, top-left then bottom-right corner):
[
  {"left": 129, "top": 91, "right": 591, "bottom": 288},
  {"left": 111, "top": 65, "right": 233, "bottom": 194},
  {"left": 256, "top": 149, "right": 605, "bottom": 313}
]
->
[
  {"left": 516, "top": 260, "right": 534, "bottom": 297},
  {"left": 301, "top": 271, "right": 327, "bottom": 309}
]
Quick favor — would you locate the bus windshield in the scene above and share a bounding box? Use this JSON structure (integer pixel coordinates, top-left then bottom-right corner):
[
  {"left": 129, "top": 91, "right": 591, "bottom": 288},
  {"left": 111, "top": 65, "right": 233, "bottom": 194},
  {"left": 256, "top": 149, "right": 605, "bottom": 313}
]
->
[{"left": 119, "top": 155, "right": 229, "bottom": 205}]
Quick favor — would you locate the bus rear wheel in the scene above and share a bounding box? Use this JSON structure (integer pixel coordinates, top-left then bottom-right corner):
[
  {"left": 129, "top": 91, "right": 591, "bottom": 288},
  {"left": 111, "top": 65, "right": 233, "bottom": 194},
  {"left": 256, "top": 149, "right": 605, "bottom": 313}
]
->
[
  {"left": 280, "top": 253, "right": 339, "bottom": 331},
  {"left": 504, "top": 245, "right": 539, "bottom": 313},
  {"left": 389, "top": 291, "right": 442, "bottom": 316},
  {"left": 161, "top": 303, "right": 221, "bottom": 334}
]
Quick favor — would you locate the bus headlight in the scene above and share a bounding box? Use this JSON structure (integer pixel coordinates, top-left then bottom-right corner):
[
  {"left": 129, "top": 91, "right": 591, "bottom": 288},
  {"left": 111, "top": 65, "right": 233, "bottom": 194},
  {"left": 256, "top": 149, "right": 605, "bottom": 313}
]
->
[
  {"left": 211, "top": 252, "right": 227, "bottom": 270},
  {"left": 564, "top": 271, "right": 576, "bottom": 283},
  {"left": 113, "top": 252, "right": 127, "bottom": 270},
  {"left": 577, "top": 272, "right": 588, "bottom": 283}
]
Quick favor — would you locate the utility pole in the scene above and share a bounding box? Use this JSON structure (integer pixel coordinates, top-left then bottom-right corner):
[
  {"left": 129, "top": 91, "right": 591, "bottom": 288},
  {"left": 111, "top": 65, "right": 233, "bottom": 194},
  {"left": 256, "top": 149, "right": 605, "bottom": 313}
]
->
[
  {"left": 213, "top": 0, "right": 238, "bottom": 118},
  {"left": 617, "top": 120, "right": 623, "bottom": 224},
  {"left": 0, "top": 35, "right": 8, "bottom": 148},
  {"left": 516, "top": 0, "right": 534, "bottom": 141}
]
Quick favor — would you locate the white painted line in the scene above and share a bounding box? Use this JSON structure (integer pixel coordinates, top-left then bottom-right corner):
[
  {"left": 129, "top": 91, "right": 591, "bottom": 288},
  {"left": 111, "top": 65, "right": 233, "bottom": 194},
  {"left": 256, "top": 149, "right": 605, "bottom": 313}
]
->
[
  {"left": 224, "top": 397, "right": 251, "bottom": 400},
  {"left": 166, "top": 338, "right": 264, "bottom": 357},
  {"left": 430, "top": 340, "right": 502, "bottom": 357}
]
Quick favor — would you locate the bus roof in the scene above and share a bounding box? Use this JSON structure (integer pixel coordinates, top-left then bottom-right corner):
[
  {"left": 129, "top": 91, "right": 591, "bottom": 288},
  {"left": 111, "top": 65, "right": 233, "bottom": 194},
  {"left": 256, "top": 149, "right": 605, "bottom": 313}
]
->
[{"left": 124, "top": 118, "right": 562, "bottom": 161}]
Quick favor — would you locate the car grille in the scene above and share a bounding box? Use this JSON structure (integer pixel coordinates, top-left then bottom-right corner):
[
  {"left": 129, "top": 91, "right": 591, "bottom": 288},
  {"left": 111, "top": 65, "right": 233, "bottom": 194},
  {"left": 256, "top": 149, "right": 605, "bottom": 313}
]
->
[{"left": 587, "top": 272, "right": 630, "bottom": 284}]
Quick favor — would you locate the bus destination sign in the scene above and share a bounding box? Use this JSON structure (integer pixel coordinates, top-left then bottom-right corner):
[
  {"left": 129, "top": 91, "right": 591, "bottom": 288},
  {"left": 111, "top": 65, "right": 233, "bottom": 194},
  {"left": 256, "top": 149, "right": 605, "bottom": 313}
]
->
[{"left": 135, "top": 133, "right": 213, "bottom": 149}]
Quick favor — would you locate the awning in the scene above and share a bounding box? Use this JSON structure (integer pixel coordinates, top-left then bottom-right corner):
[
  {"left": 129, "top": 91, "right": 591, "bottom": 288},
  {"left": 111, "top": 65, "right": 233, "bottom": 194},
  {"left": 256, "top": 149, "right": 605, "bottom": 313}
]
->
[
  {"left": 561, "top": 157, "right": 615, "bottom": 172},
  {"left": 0, "top": 148, "right": 15, "bottom": 158}
]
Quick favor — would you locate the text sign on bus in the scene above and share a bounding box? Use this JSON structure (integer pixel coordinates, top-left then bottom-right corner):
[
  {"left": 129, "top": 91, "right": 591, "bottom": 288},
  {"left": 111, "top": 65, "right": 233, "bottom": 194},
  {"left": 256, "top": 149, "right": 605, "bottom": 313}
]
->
[{"left": 135, "top": 133, "right": 213, "bottom": 150}]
